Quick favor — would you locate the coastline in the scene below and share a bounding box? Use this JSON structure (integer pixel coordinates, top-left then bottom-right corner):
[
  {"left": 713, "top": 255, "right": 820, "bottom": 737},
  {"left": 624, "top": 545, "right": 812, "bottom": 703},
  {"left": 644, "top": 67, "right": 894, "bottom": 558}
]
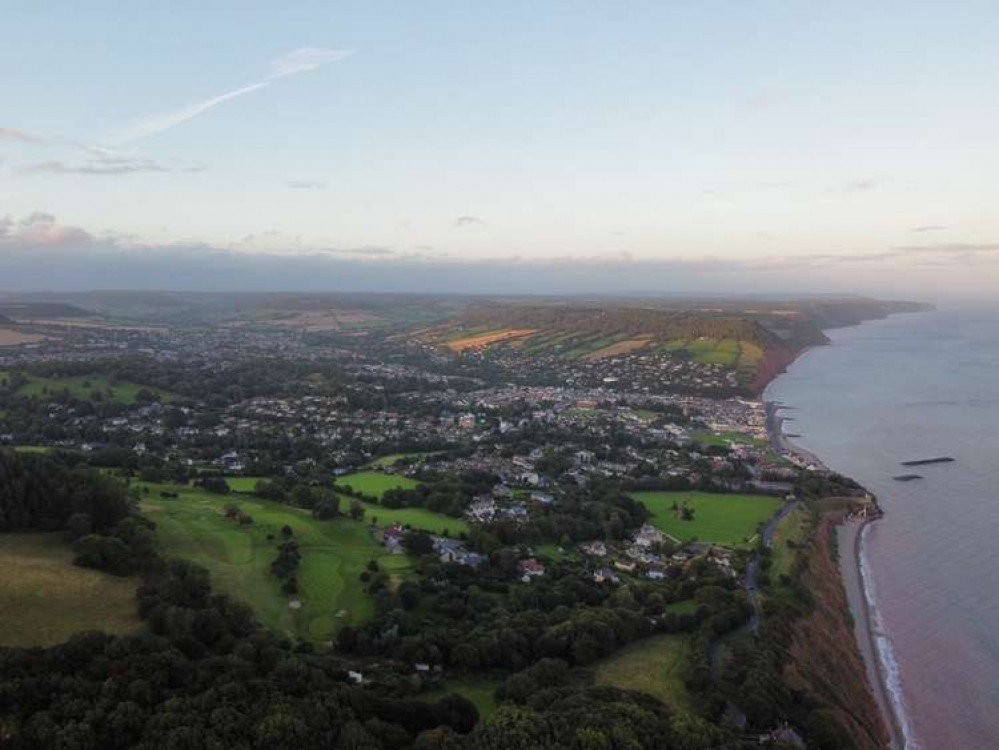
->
[
  {"left": 838, "top": 518, "right": 904, "bottom": 750},
  {"left": 764, "top": 341, "right": 905, "bottom": 749},
  {"left": 767, "top": 400, "right": 903, "bottom": 748}
]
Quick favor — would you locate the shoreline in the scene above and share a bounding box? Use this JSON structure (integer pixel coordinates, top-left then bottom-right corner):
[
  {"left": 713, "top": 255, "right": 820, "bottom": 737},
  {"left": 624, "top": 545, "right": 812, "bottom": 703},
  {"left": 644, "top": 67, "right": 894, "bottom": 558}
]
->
[
  {"left": 839, "top": 518, "right": 905, "bottom": 750},
  {"left": 765, "top": 392, "right": 904, "bottom": 749}
]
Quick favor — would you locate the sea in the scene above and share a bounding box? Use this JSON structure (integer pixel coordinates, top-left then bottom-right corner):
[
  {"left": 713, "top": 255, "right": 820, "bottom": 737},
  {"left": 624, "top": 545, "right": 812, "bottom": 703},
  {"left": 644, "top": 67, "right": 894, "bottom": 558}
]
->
[{"left": 765, "top": 304, "right": 999, "bottom": 750}]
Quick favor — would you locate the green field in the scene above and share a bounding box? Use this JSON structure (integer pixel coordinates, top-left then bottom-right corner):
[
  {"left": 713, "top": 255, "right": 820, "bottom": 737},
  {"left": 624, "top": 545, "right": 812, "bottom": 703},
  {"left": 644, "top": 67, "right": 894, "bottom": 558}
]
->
[
  {"left": 0, "top": 533, "right": 142, "bottom": 648},
  {"left": 356, "top": 499, "right": 468, "bottom": 535},
  {"left": 666, "top": 599, "right": 699, "bottom": 615},
  {"left": 138, "top": 482, "right": 411, "bottom": 642},
  {"left": 593, "top": 634, "right": 691, "bottom": 710},
  {"left": 225, "top": 476, "right": 269, "bottom": 492},
  {"left": 631, "top": 491, "right": 782, "bottom": 547},
  {"left": 337, "top": 471, "right": 420, "bottom": 498},
  {"left": 365, "top": 452, "right": 438, "bottom": 469},
  {"left": 425, "top": 679, "right": 500, "bottom": 718},
  {"left": 693, "top": 430, "right": 768, "bottom": 448},
  {"left": 772, "top": 507, "right": 809, "bottom": 578},
  {"left": 0, "top": 370, "right": 176, "bottom": 404}
]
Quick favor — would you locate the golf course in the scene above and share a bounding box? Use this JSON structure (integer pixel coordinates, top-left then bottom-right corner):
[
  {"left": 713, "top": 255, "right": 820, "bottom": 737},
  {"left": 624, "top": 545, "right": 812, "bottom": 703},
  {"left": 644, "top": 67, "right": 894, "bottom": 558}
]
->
[{"left": 137, "top": 481, "right": 415, "bottom": 643}]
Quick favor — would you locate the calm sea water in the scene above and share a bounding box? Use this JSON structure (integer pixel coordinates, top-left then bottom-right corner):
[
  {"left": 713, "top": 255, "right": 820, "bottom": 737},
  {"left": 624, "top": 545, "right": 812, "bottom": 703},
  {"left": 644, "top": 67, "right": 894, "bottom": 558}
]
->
[{"left": 765, "top": 306, "right": 999, "bottom": 750}]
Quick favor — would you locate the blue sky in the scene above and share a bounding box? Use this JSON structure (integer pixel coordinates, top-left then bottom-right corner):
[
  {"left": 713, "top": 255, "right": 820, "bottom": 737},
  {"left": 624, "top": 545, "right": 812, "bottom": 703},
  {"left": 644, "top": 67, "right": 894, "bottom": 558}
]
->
[{"left": 1, "top": 1, "right": 997, "bottom": 296}]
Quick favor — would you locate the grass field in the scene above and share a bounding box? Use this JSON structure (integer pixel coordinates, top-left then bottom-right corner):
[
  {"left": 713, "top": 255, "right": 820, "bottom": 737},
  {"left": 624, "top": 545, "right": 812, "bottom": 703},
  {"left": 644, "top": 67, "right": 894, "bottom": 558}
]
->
[
  {"left": 0, "top": 370, "right": 176, "bottom": 404},
  {"left": 425, "top": 679, "right": 500, "bottom": 718},
  {"left": 771, "top": 507, "right": 809, "bottom": 578},
  {"left": 0, "top": 533, "right": 142, "bottom": 647},
  {"left": 593, "top": 634, "right": 691, "bottom": 710},
  {"left": 336, "top": 471, "right": 420, "bottom": 499},
  {"left": 693, "top": 430, "right": 768, "bottom": 448},
  {"left": 138, "top": 482, "right": 411, "bottom": 642},
  {"left": 631, "top": 491, "right": 782, "bottom": 547},
  {"left": 225, "top": 476, "right": 269, "bottom": 492},
  {"left": 365, "top": 452, "right": 438, "bottom": 469},
  {"left": 356, "top": 499, "right": 468, "bottom": 535},
  {"left": 666, "top": 599, "right": 699, "bottom": 615}
]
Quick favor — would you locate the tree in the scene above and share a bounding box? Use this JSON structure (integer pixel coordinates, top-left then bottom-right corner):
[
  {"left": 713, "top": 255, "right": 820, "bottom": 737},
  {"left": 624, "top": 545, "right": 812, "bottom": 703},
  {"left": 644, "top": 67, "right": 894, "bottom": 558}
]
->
[
  {"left": 403, "top": 531, "right": 435, "bottom": 557},
  {"left": 349, "top": 498, "right": 365, "bottom": 520}
]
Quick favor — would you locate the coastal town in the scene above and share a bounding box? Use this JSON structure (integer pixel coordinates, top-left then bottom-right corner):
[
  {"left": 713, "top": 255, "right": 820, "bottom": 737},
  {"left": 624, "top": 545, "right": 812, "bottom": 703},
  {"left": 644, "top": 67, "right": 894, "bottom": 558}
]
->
[{"left": 0, "top": 296, "right": 896, "bottom": 750}]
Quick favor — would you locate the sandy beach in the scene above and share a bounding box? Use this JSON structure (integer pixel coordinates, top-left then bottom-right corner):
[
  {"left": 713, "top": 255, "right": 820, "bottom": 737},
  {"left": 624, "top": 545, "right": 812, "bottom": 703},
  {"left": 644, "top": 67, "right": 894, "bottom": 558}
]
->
[{"left": 838, "top": 519, "right": 903, "bottom": 750}]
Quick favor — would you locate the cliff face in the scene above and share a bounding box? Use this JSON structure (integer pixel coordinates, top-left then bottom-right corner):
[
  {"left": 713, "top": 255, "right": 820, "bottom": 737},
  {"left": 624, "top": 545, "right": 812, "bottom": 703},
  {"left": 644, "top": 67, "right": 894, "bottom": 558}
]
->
[
  {"left": 784, "top": 515, "right": 890, "bottom": 750},
  {"left": 752, "top": 340, "right": 798, "bottom": 394}
]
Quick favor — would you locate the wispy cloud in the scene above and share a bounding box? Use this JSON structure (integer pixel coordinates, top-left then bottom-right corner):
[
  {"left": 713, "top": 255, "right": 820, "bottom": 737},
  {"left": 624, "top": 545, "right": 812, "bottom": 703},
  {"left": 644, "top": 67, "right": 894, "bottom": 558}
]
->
[
  {"left": 0, "top": 127, "right": 48, "bottom": 144},
  {"left": 22, "top": 153, "right": 169, "bottom": 176},
  {"left": 454, "top": 215, "right": 486, "bottom": 228},
  {"left": 111, "top": 47, "right": 352, "bottom": 144},
  {"left": 909, "top": 224, "right": 947, "bottom": 233},
  {"left": 840, "top": 178, "right": 879, "bottom": 193},
  {"left": 286, "top": 180, "right": 327, "bottom": 190}
]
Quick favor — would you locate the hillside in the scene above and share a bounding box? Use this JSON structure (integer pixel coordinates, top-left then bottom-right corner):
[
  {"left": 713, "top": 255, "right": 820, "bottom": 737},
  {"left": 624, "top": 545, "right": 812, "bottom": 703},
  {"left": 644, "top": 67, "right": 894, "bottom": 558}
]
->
[{"left": 414, "top": 305, "right": 798, "bottom": 394}]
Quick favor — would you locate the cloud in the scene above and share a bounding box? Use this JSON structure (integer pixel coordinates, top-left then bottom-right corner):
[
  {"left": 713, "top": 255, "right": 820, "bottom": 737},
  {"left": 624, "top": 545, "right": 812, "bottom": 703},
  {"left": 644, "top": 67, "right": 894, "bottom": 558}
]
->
[
  {"left": 111, "top": 47, "right": 352, "bottom": 143},
  {"left": 454, "top": 215, "right": 486, "bottom": 228},
  {"left": 894, "top": 242, "right": 999, "bottom": 255},
  {"left": 840, "top": 179, "right": 879, "bottom": 193},
  {"left": 326, "top": 246, "right": 394, "bottom": 257},
  {"left": 0, "top": 127, "right": 47, "bottom": 144},
  {"left": 286, "top": 180, "right": 327, "bottom": 190},
  {"left": 0, "top": 212, "right": 94, "bottom": 246},
  {"left": 22, "top": 154, "right": 169, "bottom": 175},
  {"left": 909, "top": 225, "right": 947, "bottom": 233}
]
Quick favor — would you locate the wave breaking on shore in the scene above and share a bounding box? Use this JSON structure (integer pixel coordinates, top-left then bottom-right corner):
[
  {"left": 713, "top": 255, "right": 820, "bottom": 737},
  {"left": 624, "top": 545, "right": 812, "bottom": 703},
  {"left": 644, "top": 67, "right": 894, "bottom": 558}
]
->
[{"left": 859, "top": 522, "right": 921, "bottom": 750}]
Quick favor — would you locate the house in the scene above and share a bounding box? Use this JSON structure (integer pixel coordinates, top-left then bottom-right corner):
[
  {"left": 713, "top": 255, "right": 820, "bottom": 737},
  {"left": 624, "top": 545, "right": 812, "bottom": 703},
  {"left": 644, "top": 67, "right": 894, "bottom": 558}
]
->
[
  {"left": 580, "top": 540, "right": 608, "bottom": 557},
  {"left": 382, "top": 524, "right": 406, "bottom": 553},
  {"left": 347, "top": 670, "right": 364, "bottom": 684},
  {"left": 613, "top": 560, "right": 637, "bottom": 573},
  {"left": 519, "top": 558, "right": 546, "bottom": 582},
  {"left": 530, "top": 491, "right": 554, "bottom": 504},
  {"left": 646, "top": 567, "right": 667, "bottom": 580},
  {"left": 593, "top": 568, "right": 620, "bottom": 584},
  {"left": 633, "top": 523, "right": 666, "bottom": 548}
]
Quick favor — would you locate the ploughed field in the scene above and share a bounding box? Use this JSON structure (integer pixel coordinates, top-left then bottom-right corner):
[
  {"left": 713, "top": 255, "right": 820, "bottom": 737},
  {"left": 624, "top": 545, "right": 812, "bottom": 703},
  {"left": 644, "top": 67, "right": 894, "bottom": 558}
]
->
[
  {"left": 0, "top": 533, "right": 141, "bottom": 647},
  {"left": 631, "top": 490, "right": 783, "bottom": 547},
  {"left": 138, "top": 482, "right": 414, "bottom": 643}
]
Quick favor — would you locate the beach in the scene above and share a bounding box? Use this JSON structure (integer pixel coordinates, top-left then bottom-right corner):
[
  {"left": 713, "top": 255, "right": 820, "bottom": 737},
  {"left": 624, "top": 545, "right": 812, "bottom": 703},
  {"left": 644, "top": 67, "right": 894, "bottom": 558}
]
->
[{"left": 838, "top": 518, "right": 903, "bottom": 750}]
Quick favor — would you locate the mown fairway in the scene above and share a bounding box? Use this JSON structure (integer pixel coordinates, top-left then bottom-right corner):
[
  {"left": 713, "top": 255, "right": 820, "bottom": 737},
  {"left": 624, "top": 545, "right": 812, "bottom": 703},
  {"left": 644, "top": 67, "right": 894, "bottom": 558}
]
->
[
  {"left": 336, "top": 470, "right": 419, "bottom": 498},
  {"left": 356, "top": 500, "right": 468, "bottom": 535},
  {"left": 138, "top": 482, "right": 412, "bottom": 643},
  {"left": 0, "top": 370, "right": 176, "bottom": 404},
  {"left": 0, "top": 533, "right": 141, "bottom": 647},
  {"left": 631, "top": 490, "right": 782, "bottom": 547},
  {"left": 594, "top": 634, "right": 691, "bottom": 710}
]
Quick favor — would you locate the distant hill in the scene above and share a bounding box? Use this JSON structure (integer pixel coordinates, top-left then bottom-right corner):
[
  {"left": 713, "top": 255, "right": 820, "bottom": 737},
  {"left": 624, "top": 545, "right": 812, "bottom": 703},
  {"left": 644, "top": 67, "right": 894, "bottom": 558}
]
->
[{"left": 0, "top": 302, "right": 94, "bottom": 320}]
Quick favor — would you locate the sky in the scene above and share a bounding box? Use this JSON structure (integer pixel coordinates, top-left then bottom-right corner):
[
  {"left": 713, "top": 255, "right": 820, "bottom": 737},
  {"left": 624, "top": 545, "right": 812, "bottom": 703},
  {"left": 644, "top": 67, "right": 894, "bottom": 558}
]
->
[{"left": 1, "top": 0, "right": 997, "bottom": 299}]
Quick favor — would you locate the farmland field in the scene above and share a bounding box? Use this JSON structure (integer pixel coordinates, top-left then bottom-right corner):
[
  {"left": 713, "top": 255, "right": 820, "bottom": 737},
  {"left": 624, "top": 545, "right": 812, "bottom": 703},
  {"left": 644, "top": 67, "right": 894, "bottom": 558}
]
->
[
  {"left": 0, "top": 533, "right": 141, "bottom": 647},
  {"left": 631, "top": 490, "right": 782, "bottom": 547},
  {"left": 0, "top": 370, "right": 176, "bottom": 404},
  {"left": 337, "top": 470, "right": 420, "bottom": 498},
  {"left": 0, "top": 329, "right": 50, "bottom": 346},
  {"left": 593, "top": 634, "right": 691, "bottom": 710},
  {"left": 356, "top": 499, "right": 468, "bottom": 535},
  {"left": 137, "top": 482, "right": 410, "bottom": 642}
]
